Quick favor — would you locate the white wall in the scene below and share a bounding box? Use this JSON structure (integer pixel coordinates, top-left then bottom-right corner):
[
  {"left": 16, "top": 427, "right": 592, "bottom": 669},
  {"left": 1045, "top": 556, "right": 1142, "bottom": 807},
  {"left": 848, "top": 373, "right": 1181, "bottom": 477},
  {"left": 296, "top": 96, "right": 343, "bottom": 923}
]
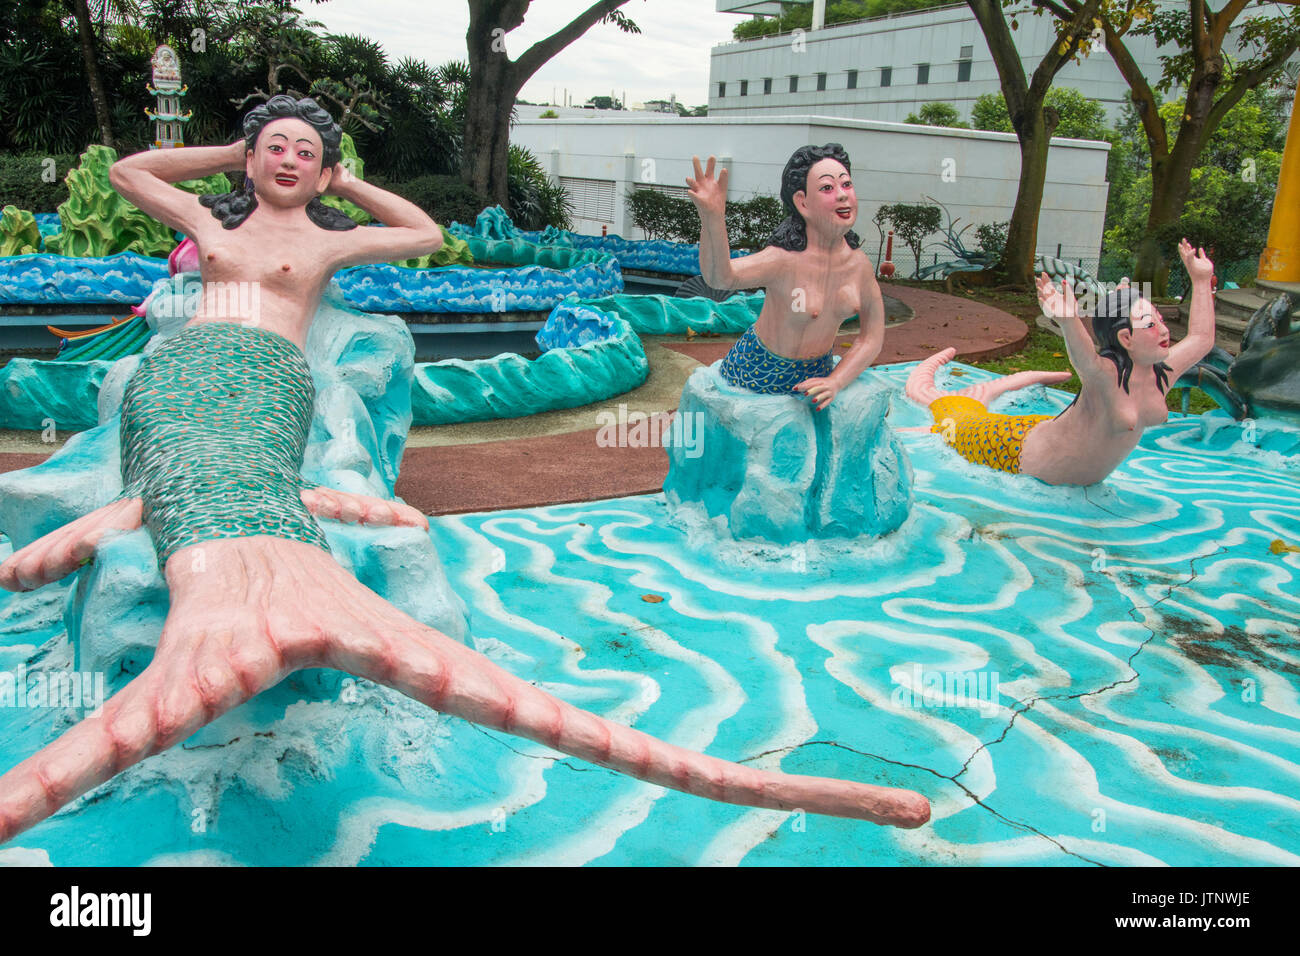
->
[
  {"left": 512, "top": 114, "right": 1111, "bottom": 262},
  {"left": 707, "top": 1, "right": 1294, "bottom": 125}
]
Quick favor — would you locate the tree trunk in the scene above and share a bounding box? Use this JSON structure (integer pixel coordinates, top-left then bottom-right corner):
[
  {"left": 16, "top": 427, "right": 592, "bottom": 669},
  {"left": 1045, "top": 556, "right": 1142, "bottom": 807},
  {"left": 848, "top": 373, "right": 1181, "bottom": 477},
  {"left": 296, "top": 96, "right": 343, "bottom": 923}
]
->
[
  {"left": 1001, "top": 113, "right": 1052, "bottom": 288},
  {"left": 70, "top": 0, "right": 115, "bottom": 149},
  {"left": 1133, "top": 135, "right": 1203, "bottom": 295},
  {"left": 462, "top": 53, "right": 517, "bottom": 210}
]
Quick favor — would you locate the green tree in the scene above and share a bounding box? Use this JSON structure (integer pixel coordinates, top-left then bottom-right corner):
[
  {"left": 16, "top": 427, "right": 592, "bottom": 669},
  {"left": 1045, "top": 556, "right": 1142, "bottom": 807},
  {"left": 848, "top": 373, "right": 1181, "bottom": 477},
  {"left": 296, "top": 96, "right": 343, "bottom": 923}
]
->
[
  {"left": 875, "top": 202, "right": 942, "bottom": 278},
  {"left": 1103, "top": 85, "right": 1287, "bottom": 270},
  {"left": 463, "top": 0, "right": 639, "bottom": 210},
  {"left": 970, "top": 86, "right": 1108, "bottom": 139},
  {"left": 966, "top": 0, "right": 1105, "bottom": 286},
  {"left": 904, "top": 101, "right": 969, "bottom": 127},
  {"left": 1035, "top": 0, "right": 1300, "bottom": 292}
]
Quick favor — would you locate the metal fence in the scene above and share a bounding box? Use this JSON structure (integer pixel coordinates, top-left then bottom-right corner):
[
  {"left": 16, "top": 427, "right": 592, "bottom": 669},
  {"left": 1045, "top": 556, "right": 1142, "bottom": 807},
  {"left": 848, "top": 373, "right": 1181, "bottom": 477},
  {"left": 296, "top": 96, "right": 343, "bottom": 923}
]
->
[{"left": 891, "top": 244, "right": 1259, "bottom": 299}]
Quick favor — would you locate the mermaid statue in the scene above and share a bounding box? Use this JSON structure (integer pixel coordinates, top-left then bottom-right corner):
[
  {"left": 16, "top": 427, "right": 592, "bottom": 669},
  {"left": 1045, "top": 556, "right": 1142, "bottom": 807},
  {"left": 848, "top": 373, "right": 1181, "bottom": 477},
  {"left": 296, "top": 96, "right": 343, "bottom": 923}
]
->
[
  {"left": 687, "top": 145, "right": 886, "bottom": 408},
  {"left": 906, "top": 240, "right": 1218, "bottom": 484},
  {"left": 0, "top": 96, "right": 929, "bottom": 844}
]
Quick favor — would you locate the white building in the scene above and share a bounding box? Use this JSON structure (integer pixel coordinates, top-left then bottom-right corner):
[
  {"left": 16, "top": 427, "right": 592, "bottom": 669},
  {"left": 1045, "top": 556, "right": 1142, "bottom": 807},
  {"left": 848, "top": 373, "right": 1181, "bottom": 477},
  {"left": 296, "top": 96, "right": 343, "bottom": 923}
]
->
[
  {"left": 710, "top": 0, "right": 1286, "bottom": 125},
  {"left": 512, "top": 114, "right": 1110, "bottom": 267}
]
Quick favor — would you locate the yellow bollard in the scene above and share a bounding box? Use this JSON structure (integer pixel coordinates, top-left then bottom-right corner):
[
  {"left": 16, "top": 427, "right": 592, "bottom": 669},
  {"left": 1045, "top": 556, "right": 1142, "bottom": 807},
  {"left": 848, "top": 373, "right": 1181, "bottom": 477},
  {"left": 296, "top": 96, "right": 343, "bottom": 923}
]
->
[{"left": 1259, "top": 101, "right": 1300, "bottom": 283}]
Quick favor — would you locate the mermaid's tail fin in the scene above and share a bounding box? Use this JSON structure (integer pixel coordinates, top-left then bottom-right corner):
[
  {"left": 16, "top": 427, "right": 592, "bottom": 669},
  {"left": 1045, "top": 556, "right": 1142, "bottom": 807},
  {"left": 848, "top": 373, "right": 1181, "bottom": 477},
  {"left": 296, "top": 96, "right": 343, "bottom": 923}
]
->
[
  {"left": 905, "top": 349, "right": 1070, "bottom": 408},
  {"left": 0, "top": 498, "right": 143, "bottom": 592}
]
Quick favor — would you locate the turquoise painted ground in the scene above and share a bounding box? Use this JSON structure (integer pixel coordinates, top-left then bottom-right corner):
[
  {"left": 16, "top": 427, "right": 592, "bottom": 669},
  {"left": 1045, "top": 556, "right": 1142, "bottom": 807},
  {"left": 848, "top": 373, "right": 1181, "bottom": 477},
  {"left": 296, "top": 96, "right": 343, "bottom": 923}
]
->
[{"left": 1, "top": 362, "right": 1298, "bottom": 865}]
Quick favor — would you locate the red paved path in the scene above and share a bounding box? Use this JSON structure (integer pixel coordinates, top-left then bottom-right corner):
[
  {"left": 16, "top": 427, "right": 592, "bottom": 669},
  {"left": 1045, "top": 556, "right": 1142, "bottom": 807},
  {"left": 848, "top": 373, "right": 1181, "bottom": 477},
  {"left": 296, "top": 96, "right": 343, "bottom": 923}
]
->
[{"left": 2, "top": 285, "right": 1027, "bottom": 516}]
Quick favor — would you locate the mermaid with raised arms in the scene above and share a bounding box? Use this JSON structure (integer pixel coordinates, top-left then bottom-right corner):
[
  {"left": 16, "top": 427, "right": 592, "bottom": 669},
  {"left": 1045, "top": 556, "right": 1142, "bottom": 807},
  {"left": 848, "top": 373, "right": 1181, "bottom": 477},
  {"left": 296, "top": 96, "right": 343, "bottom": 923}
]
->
[
  {"left": 0, "top": 97, "right": 929, "bottom": 843},
  {"left": 906, "top": 242, "right": 1218, "bottom": 484},
  {"left": 687, "top": 144, "right": 887, "bottom": 409}
]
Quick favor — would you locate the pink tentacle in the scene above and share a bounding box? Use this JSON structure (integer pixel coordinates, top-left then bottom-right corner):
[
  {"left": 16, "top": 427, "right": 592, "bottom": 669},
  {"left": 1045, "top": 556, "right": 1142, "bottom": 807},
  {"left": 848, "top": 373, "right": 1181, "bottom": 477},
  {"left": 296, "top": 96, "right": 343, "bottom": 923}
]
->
[
  {"left": 904, "top": 348, "right": 958, "bottom": 405},
  {"left": 0, "top": 666, "right": 175, "bottom": 845},
  {"left": 333, "top": 614, "right": 931, "bottom": 828},
  {"left": 301, "top": 487, "right": 428, "bottom": 530},
  {"left": 0, "top": 498, "right": 143, "bottom": 592}
]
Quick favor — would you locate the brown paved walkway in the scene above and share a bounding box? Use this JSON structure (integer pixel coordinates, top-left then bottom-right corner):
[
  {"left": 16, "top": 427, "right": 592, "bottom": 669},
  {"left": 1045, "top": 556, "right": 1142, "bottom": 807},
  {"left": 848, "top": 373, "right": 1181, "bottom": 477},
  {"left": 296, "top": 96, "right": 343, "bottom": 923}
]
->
[{"left": 2, "top": 284, "right": 1028, "bottom": 517}]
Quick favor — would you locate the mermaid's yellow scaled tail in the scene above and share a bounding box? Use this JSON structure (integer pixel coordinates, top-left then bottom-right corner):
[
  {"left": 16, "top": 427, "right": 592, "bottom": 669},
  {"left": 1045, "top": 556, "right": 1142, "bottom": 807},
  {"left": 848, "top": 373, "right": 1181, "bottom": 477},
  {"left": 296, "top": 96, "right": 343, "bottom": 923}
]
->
[{"left": 907, "top": 350, "right": 1066, "bottom": 474}]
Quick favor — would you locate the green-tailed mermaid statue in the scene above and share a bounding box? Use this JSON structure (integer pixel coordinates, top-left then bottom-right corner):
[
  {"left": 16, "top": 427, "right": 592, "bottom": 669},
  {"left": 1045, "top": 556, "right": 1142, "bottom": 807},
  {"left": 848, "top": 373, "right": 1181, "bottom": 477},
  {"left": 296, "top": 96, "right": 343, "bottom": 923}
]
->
[{"left": 0, "top": 96, "right": 929, "bottom": 844}]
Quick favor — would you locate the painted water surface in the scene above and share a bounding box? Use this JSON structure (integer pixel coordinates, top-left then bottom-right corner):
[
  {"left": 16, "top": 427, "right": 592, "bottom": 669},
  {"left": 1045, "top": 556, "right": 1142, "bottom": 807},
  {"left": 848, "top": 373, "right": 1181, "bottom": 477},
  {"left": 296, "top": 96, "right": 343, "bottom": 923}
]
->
[{"left": 1, "top": 363, "right": 1297, "bottom": 865}]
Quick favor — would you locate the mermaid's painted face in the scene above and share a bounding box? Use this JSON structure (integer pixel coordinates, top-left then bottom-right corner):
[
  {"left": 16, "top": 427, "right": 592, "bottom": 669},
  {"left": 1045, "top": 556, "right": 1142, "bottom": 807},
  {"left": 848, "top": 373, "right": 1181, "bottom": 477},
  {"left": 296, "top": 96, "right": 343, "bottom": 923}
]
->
[
  {"left": 795, "top": 157, "right": 856, "bottom": 234},
  {"left": 245, "top": 117, "right": 332, "bottom": 209},
  {"left": 1119, "top": 297, "right": 1171, "bottom": 365}
]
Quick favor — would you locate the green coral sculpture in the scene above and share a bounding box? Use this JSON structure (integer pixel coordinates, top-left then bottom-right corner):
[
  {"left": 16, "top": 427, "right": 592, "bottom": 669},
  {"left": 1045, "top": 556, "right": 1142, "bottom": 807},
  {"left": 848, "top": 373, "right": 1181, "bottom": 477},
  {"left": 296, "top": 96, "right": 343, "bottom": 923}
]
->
[
  {"left": 0, "top": 206, "right": 42, "bottom": 256},
  {"left": 320, "top": 132, "right": 370, "bottom": 226},
  {"left": 394, "top": 226, "right": 474, "bottom": 268},
  {"left": 42, "top": 145, "right": 229, "bottom": 258}
]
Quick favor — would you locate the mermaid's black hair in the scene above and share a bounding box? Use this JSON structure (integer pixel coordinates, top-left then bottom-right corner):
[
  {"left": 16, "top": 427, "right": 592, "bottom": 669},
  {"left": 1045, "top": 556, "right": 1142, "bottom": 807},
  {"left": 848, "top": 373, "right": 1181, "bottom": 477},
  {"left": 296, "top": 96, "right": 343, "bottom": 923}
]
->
[
  {"left": 766, "top": 143, "right": 861, "bottom": 251},
  {"left": 200, "top": 95, "right": 357, "bottom": 231}
]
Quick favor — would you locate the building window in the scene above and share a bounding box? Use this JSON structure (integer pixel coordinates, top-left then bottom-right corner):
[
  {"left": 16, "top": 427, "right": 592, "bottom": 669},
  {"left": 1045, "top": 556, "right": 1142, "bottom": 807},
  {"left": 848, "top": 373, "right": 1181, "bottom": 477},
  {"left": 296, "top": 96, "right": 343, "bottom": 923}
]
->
[
  {"left": 957, "top": 59, "right": 971, "bottom": 82},
  {"left": 847, "top": 69, "right": 858, "bottom": 90},
  {"left": 560, "top": 177, "right": 616, "bottom": 222},
  {"left": 960, "top": 45, "right": 973, "bottom": 58},
  {"left": 718, "top": 82, "right": 726, "bottom": 98},
  {"left": 917, "top": 63, "right": 929, "bottom": 85},
  {"left": 881, "top": 67, "right": 891, "bottom": 87},
  {"left": 789, "top": 75, "right": 798, "bottom": 93},
  {"left": 817, "top": 72, "right": 827, "bottom": 91},
  {"left": 763, "top": 77, "right": 772, "bottom": 94},
  {"left": 740, "top": 79, "right": 748, "bottom": 96}
]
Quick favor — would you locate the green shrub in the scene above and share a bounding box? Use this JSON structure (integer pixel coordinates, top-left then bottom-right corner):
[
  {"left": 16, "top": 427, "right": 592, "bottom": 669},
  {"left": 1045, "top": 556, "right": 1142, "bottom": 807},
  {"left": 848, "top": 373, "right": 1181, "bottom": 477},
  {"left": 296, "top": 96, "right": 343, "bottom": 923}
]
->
[
  {"left": 378, "top": 173, "right": 492, "bottom": 228},
  {"left": 725, "top": 195, "right": 784, "bottom": 250},
  {"left": 874, "top": 202, "right": 941, "bottom": 278},
  {"left": 0, "top": 152, "right": 81, "bottom": 212},
  {"left": 508, "top": 144, "right": 573, "bottom": 231},
  {"left": 627, "top": 188, "right": 784, "bottom": 249},
  {"left": 974, "top": 220, "right": 1008, "bottom": 260}
]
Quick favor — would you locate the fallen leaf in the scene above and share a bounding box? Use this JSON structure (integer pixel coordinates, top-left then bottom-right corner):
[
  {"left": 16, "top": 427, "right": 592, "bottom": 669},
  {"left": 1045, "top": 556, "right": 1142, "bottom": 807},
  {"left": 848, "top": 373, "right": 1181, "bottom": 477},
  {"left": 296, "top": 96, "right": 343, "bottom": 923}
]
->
[
  {"left": 641, "top": 593, "right": 664, "bottom": 603},
  {"left": 840, "top": 342, "right": 851, "bottom": 348},
  {"left": 1052, "top": 352, "right": 1064, "bottom": 358},
  {"left": 1270, "top": 539, "right": 1300, "bottom": 555}
]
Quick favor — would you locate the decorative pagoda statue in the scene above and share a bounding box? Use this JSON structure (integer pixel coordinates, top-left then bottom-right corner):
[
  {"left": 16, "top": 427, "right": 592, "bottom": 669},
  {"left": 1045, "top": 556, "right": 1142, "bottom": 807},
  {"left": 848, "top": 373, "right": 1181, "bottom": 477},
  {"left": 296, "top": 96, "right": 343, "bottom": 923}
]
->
[{"left": 145, "top": 44, "right": 191, "bottom": 149}]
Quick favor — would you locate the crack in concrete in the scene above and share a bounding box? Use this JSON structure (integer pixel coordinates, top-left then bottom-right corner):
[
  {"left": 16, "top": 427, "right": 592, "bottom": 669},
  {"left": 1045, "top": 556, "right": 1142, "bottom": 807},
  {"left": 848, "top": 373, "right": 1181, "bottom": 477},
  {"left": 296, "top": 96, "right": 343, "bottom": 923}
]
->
[{"left": 462, "top": 536, "right": 1228, "bottom": 866}]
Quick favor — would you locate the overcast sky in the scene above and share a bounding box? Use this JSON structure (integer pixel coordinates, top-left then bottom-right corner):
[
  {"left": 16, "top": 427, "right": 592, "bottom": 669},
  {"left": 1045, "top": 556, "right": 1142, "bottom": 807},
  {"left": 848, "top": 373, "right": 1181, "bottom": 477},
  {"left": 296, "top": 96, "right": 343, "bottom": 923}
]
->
[{"left": 310, "top": 0, "right": 740, "bottom": 108}]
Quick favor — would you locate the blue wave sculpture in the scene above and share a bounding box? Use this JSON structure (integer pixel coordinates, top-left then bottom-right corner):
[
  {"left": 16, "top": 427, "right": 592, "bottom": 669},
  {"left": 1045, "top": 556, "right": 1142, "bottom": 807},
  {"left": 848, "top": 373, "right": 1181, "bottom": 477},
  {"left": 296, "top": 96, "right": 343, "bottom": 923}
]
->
[{"left": 410, "top": 301, "right": 647, "bottom": 425}]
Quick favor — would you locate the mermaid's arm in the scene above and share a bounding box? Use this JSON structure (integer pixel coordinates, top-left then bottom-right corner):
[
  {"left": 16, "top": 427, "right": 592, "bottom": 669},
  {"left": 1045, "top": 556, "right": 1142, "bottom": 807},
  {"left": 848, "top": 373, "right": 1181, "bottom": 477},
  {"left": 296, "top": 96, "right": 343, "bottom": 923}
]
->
[
  {"left": 323, "top": 168, "right": 443, "bottom": 268},
  {"left": 1166, "top": 240, "right": 1217, "bottom": 379},
  {"left": 0, "top": 498, "right": 143, "bottom": 592},
  {"left": 687, "top": 155, "right": 782, "bottom": 290},
  {"left": 109, "top": 141, "right": 246, "bottom": 236},
  {"left": 1036, "top": 273, "right": 1109, "bottom": 384}
]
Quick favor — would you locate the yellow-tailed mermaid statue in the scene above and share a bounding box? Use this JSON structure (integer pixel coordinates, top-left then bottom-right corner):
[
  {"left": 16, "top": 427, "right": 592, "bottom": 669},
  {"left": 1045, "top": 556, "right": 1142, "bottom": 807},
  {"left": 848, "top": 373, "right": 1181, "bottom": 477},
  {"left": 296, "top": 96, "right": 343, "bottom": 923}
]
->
[
  {"left": 0, "top": 96, "right": 929, "bottom": 845},
  {"left": 906, "top": 241, "right": 1218, "bottom": 485}
]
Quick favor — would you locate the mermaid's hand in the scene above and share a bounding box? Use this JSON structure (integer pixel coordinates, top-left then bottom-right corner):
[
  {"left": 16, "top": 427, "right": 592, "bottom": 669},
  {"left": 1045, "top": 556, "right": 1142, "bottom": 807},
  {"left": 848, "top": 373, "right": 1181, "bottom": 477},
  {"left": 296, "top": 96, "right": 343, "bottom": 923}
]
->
[
  {"left": 795, "top": 377, "right": 839, "bottom": 411},
  {"left": 686, "top": 156, "right": 728, "bottom": 219},
  {"left": 1036, "top": 272, "right": 1078, "bottom": 320},
  {"left": 0, "top": 498, "right": 143, "bottom": 592},
  {"left": 301, "top": 487, "right": 428, "bottom": 530}
]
